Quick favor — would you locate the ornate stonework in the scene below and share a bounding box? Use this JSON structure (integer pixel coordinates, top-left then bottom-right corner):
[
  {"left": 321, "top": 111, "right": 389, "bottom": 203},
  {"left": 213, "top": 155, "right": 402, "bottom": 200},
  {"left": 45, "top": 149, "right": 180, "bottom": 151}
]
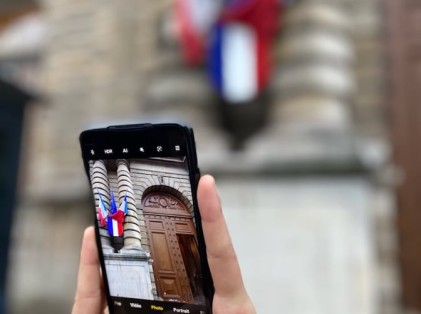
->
[{"left": 144, "top": 194, "right": 184, "bottom": 211}]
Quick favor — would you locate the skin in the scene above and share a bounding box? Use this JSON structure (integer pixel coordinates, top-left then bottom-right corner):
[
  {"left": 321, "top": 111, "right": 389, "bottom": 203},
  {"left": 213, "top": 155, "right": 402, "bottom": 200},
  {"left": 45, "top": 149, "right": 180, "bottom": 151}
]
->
[{"left": 72, "top": 175, "right": 256, "bottom": 314}]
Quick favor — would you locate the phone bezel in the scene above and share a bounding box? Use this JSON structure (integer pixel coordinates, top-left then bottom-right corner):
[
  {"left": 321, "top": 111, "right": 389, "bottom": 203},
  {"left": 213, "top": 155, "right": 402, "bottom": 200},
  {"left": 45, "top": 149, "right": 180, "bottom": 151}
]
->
[{"left": 79, "top": 123, "right": 214, "bottom": 314}]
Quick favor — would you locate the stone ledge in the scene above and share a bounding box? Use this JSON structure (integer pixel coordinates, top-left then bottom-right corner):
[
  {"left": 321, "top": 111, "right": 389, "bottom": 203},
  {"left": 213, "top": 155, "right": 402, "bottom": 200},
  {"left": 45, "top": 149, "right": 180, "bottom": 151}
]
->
[{"left": 199, "top": 133, "right": 390, "bottom": 176}]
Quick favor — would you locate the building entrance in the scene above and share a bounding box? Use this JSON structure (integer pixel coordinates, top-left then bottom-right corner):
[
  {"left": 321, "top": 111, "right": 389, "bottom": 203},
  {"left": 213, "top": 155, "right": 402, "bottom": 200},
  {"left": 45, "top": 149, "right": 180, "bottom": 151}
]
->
[{"left": 143, "top": 193, "right": 202, "bottom": 303}]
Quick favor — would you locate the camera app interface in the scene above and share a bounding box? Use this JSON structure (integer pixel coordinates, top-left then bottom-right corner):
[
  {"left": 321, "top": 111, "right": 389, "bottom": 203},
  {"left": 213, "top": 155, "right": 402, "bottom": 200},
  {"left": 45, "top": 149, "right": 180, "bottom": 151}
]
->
[{"left": 86, "top": 142, "right": 207, "bottom": 314}]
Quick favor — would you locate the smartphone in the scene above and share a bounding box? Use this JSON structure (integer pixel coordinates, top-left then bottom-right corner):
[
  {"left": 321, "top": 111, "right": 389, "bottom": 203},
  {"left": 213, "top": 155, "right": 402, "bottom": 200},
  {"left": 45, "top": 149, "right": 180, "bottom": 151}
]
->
[{"left": 79, "top": 123, "right": 213, "bottom": 314}]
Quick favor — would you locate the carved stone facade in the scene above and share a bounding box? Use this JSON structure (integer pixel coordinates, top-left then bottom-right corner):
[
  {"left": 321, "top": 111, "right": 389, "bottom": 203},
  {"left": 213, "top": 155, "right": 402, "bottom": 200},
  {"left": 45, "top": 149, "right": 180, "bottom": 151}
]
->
[
  {"left": 21, "top": 0, "right": 388, "bottom": 197},
  {"left": 6, "top": 0, "right": 398, "bottom": 313},
  {"left": 89, "top": 157, "right": 200, "bottom": 303}
]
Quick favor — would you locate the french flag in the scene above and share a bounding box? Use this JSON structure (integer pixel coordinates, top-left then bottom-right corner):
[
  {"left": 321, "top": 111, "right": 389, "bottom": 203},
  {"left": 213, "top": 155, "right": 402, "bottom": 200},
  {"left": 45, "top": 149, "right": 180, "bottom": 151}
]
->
[
  {"left": 97, "top": 190, "right": 108, "bottom": 227},
  {"left": 107, "top": 192, "right": 125, "bottom": 237},
  {"left": 119, "top": 193, "right": 129, "bottom": 215},
  {"left": 209, "top": 22, "right": 259, "bottom": 103},
  {"left": 208, "top": 0, "right": 280, "bottom": 103},
  {"left": 175, "top": 0, "right": 221, "bottom": 65}
]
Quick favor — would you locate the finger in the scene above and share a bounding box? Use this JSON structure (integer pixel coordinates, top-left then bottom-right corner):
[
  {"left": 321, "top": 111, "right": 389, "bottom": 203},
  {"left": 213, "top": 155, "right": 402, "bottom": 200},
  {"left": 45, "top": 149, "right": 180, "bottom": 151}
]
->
[
  {"left": 197, "top": 175, "right": 247, "bottom": 299},
  {"left": 72, "top": 226, "right": 105, "bottom": 314}
]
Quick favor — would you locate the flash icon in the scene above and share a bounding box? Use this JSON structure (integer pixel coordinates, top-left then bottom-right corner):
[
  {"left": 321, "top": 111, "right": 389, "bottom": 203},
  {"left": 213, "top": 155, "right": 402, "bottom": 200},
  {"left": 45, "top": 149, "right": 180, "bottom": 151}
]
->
[{"left": 90, "top": 149, "right": 95, "bottom": 155}]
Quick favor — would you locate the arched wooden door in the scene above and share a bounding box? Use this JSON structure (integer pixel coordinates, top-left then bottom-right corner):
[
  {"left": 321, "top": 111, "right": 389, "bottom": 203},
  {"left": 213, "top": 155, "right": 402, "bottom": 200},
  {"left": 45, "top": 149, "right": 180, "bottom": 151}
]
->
[{"left": 143, "top": 193, "right": 203, "bottom": 304}]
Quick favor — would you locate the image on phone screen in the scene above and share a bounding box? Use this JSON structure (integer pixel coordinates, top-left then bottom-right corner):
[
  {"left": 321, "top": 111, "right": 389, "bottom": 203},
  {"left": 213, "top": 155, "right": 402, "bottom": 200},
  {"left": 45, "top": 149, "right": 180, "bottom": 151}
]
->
[{"left": 86, "top": 147, "right": 209, "bottom": 313}]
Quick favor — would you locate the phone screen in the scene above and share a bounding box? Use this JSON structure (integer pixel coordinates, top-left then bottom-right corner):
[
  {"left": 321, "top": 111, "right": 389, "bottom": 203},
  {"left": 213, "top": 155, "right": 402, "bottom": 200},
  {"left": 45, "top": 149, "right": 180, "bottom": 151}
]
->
[{"left": 80, "top": 125, "right": 211, "bottom": 314}]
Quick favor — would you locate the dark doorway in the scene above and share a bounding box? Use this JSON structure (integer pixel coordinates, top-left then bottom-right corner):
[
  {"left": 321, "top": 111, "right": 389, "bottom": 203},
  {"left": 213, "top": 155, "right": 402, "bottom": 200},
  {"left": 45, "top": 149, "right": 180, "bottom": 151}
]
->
[
  {"left": 177, "top": 234, "right": 205, "bottom": 304},
  {"left": 0, "top": 79, "right": 33, "bottom": 314}
]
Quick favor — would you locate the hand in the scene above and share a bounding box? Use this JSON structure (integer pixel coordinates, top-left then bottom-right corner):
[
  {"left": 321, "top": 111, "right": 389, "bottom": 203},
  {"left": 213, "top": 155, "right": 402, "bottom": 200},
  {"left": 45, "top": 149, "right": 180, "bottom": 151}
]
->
[
  {"left": 198, "top": 175, "right": 256, "bottom": 314},
  {"left": 72, "top": 175, "right": 255, "bottom": 314},
  {"left": 71, "top": 227, "right": 106, "bottom": 314}
]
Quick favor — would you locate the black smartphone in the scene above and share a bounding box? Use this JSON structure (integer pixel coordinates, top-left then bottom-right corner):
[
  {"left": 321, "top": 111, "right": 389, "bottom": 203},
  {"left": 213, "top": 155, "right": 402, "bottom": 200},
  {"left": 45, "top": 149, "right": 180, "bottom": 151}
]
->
[{"left": 79, "top": 123, "right": 213, "bottom": 314}]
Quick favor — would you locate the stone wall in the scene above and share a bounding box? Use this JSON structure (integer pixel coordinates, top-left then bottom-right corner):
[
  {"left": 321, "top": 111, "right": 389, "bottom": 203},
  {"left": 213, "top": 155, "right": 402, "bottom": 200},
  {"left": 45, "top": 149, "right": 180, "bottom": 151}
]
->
[
  {"left": 7, "top": 0, "right": 397, "bottom": 313},
  {"left": 89, "top": 157, "right": 194, "bottom": 302},
  {"left": 25, "top": 0, "right": 388, "bottom": 193}
]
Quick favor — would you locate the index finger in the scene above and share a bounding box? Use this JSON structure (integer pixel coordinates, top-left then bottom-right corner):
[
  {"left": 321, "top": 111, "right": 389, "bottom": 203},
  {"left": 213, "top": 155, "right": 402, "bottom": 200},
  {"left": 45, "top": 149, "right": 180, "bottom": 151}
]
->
[
  {"left": 197, "top": 175, "right": 247, "bottom": 299},
  {"left": 72, "top": 226, "right": 105, "bottom": 314}
]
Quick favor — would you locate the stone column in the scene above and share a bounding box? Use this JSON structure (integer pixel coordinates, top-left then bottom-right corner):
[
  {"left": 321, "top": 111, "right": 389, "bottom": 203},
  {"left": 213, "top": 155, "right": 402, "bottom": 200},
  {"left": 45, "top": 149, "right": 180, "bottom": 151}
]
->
[
  {"left": 90, "top": 160, "right": 112, "bottom": 249},
  {"left": 273, "top": 1, "right": 354, "bottom": 131},
  {"left": 116, "top": 159, "right": 142, "bottom": 249}
]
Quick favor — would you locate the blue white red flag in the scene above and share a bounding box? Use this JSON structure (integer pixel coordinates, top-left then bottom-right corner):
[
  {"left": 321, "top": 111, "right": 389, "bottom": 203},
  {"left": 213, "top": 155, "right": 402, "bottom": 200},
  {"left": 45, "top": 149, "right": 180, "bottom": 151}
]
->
[
  {"left": 175, "top": 0, "right": 221, "bottom": 64},
  {"left": 119, "top": 193, "right": 129, "bottom": 215},
  {"left": 97, "top": 189, "right": 108, "bottom": 227},
  {"left": 208, "top": 0, "right": 280, "bottom": 102},
  {"left": 209, "top": 22, "right": 258, "bottom": 103},
  {"left": 107, "top": 192, "right": 125, "bottom": 237}
]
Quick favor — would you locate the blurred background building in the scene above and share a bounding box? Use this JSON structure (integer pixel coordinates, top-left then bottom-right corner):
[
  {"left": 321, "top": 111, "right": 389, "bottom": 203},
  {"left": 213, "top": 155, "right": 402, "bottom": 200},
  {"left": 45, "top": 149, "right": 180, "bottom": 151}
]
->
[{"left": 1, "top": 0, "right": 420, "bottom": 313}]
